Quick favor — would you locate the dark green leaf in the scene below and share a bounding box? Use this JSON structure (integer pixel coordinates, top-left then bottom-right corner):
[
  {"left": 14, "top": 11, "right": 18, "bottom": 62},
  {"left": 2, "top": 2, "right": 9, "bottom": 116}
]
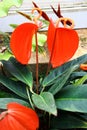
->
[
  {"left": 32, "top": 92, "right": 57, "bottom": 115},
  {"left": 70, "top": 71, "right": 87, "bottom": 80},
  {"left": 42, "top": 54, "right": 87, "bottom": 87},
  {"left": 1, "top": 57, "right": 33, "bottom": 88},
  {"left": 0, "top": 90, "right": 13, "bottom": 98},
  {"left": 56, "top": 84, "right": 87, "bottom": 113},
  {"left": 51, "top": 111, "right": 87, "bottom": 129},
  {"left": 48, "top": 65, "right": 78, "bottom": 95},
  {"left": 0, "top": 73, "right": 28, "bottom": 99}
]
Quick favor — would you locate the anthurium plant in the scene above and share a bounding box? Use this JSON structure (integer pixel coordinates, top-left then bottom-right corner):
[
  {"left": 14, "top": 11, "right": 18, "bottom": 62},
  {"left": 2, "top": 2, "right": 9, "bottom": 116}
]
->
[{"left": 1, "top": 2, "right": 87, "bottom": 130}]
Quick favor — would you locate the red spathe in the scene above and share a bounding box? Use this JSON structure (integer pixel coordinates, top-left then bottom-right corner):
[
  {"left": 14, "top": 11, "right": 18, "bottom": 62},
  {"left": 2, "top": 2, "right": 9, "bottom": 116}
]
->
[
  {"left": 47, "top": 20, "right": 79, "bottom": 68},
  {"left": 10, "top": 23, "right": 38, "bottom": 64},
  {"left": 0, "top": 102, "right": 39, "bottom": 130}
]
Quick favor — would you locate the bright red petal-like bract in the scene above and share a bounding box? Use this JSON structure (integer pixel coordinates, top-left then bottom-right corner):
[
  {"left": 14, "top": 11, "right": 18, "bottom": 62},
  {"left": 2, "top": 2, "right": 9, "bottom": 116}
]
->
[
  {"left": 0, "top": 102, "right": 39, "bottom": 130},
  {"left": 10, "top": 23, "right": 38, "bottom": 64},
  {"left": 47, "top": 20, "right": 79, "bottom": 68}
]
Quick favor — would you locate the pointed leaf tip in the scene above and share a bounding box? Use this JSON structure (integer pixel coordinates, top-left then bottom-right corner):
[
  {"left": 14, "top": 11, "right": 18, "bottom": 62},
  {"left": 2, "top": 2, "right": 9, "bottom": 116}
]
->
[{"left": 32, "top": 92, "right": 57, "bottom": 116}]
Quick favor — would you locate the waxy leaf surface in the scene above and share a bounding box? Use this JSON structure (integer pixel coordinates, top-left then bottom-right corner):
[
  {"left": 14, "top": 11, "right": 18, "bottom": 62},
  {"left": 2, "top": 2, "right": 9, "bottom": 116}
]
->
[{"left": 32, "top": 92, "right": 57, "bottom": 116}]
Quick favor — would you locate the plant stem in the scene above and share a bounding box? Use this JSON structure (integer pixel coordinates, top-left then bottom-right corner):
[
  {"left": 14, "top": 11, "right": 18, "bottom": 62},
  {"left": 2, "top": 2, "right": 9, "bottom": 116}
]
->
[
  {"left": 26, "top": 87, "right": 34, "bottom": 109},
  {"left": 35, "top": 32, "right": 39, "bottom": 94},
  {"left": 46, "top": 29, "right": 57, "bottom": 75},
  {"left": 48, "top": 113, "right": 51, "bottom": 129}
]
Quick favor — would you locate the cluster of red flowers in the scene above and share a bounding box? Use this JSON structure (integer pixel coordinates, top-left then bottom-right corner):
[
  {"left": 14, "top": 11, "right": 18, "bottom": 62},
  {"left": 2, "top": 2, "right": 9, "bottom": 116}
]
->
[
  {"left": 10, "top": 11, "right": 79, "bottom": 68},
  {"left": 0, "top": 3, "right": 79, "bottom": 130}
]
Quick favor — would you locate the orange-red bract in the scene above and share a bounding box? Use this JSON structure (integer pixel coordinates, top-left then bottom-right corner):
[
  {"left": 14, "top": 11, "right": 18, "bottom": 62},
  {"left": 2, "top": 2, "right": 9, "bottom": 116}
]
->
[
  {"left": 47, "top": 20, "right": 79, "bottom": 68},
  {"left": 0, "top": 102, "right": 39, "bottom": 130},
  {"left": 10, "top": 23, "right": 38, "bottom": 64}
]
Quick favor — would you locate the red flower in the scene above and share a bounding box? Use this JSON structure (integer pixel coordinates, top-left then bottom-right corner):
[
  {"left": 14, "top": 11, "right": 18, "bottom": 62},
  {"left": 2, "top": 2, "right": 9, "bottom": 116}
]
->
[
  {"left": 0, "top": 102, "right": 39, "bottom": 130},
  {"left": 47, "top": 18, "right": 79, "bottom": 68},
  {"left": 10, "top": 23, "right": 38, "bottom": 64}
]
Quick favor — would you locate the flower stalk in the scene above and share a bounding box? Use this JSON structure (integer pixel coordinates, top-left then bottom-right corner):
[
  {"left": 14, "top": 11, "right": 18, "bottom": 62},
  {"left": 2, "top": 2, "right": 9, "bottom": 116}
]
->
[{"left": 46, "top": 29, "right": 57, "bottom": 75}]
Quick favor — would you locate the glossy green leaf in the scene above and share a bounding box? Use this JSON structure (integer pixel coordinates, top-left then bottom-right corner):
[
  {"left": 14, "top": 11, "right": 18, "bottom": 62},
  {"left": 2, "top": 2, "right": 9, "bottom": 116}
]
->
[
  {"left": 0, "top": 98, "right": 29, "bottom": 109},
  {"left": 32, "top": 92, "right": 57, "bottom": 115},
  {"left": 42, "top": 54, "right": 87, "bottom": 87},
  {"left": 0, "top": 73, "right": 28, "bottom": 99},
  {"left": 0, "top": 0, "right": 23, "bottom": 17},
  {"left": 56, "top": 84, "right": 87, "bottom": 113},
  {"left": 51, "top": 111, "right": 87, "bottom": 129},
  {"left": 48, "top": 65, "right": 78, "bottom": 95},
  {"left": 1, "top": 57, "right": 33, "bottom": 88}
]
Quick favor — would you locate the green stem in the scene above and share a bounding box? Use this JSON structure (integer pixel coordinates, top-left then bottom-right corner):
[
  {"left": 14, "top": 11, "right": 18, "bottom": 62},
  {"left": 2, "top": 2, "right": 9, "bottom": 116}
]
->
[{"left": 26, "top": 87, "right": 34, "bottom": 109}]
